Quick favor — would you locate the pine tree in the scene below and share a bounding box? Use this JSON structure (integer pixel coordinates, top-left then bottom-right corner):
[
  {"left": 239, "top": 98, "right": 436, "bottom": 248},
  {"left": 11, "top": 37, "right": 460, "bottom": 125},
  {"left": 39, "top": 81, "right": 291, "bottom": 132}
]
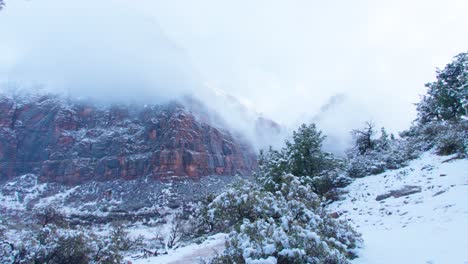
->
[
  {"left": 285, "top": 124, "right": 333, "bottom": 176},
  {"left": 377, "top": 127, "right": 390, "bottom": 150},
  {"left": 417, "top": 52, "right": 467, "bottom": 123},
  {"left": 257, "top": 123, "right": 344, "bottom": 196}
]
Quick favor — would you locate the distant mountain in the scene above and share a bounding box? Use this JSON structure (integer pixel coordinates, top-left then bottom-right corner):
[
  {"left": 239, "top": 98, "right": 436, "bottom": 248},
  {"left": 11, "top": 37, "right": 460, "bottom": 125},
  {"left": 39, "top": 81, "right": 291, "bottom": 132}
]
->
[
  {"left": 0, "top": 92, "right": 257, "bottom": 185},
  {"left": 188, "top": 87, "right": 286, "bottom": 150}
]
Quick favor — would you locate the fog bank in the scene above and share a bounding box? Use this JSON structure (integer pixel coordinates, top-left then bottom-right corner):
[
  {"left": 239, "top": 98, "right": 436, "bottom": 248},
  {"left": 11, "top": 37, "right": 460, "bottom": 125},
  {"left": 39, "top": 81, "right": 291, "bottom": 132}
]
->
[{"left": 1, "top": 0, "right": 467, "bottom": 152}]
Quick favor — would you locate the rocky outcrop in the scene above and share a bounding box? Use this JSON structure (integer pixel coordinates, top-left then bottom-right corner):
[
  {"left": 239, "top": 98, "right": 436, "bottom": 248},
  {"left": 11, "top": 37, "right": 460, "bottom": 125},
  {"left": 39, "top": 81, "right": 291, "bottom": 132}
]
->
[
  {"left": 375, "top": 185, "right": 422, "bottom": 201},
  {"left": 0, "top": 94, "right": 257, "bottom": 185}
]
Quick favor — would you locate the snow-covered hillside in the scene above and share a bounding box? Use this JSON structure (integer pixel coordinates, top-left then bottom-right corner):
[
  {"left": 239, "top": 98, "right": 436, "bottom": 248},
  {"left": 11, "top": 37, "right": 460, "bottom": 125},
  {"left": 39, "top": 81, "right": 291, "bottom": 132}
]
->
[
  {"left": 131, "top": 233, "right": 226, "bottom": 264},
  {"left": 329, "top": 152, "right": 468, "bottom": 263},
  {"left": 123, "top": 151, "right": 467, "bottom": 264}
]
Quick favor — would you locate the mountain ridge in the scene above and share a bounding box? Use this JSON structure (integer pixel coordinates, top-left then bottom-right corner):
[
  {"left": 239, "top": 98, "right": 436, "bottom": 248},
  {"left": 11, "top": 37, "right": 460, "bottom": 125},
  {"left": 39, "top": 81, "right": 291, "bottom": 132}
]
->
[{"left": 0, "top": 92, "right": 257, "bottom": 185}]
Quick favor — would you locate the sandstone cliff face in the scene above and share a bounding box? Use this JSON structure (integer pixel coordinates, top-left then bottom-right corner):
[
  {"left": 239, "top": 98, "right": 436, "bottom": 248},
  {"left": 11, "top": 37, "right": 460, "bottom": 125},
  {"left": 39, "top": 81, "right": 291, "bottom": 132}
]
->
[{"left": 0, "top": 94, "right": 257, "bottom": 185}]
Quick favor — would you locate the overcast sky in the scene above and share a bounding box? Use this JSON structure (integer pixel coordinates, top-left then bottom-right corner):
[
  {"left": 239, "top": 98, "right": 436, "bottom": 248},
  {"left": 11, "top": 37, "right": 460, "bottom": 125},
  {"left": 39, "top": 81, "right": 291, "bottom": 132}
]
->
[
  {"left": 145, "top": 0, "right": 468, "bottom": 128},
  {"left": 0, "top": 0, "right": 467, "bottom": 149}
]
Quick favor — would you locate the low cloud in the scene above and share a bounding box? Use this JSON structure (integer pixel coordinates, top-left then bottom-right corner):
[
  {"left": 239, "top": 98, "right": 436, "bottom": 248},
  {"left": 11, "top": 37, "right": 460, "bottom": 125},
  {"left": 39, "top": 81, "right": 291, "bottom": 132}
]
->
[
  {"left": 0, "top": 0, "right": 202, "bottom": 104},
  {"left": 1, "top": 0, "right": 467, "bottom": 153}
]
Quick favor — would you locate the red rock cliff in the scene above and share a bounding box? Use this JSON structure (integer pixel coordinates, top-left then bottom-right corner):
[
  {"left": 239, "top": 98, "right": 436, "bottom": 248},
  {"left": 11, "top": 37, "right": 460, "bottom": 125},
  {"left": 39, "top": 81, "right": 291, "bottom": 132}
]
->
[{"left": 0, "top": 94, "right": 257, "bottom": 185}]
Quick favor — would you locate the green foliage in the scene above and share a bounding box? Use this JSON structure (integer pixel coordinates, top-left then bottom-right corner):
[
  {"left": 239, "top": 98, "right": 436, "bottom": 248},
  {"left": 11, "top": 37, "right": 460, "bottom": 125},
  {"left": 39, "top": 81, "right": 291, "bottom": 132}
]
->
[
  {"left": 190, "top": 179, "right": 267, "bottom": 234},
  {"left": 207, "top": 174, "right": 361, "bottom": 264},
  {"left": 346, "top": 123, "right": 418, "bottom": 178},
  {"left": 417, "top": 52, "right": 467, "bottom": 123},
  {"left": 257, "top": 123, "right": 347, "bottom": 196},
  {"left": 402, "top": 52, "right": 468, "bottom": 156},
  {"left": 110, "top": 225, "right": 133, "bottom": 252},
  {"left": 351, "top": 122, "right": 376, "bottom": 155},
  {"left": 92, "top": 240, "right": 123, "bottom": 264},
  {"left": 402, "top": 120, "right": 467, "bottom": 157},
  {"left": 347, "top": 53, "right": 468, "bottom": 178},
  {"left": 0, "top": 223, "right": 132, "bottom": 264},
  {"left": 47, "top": 233, "right": 91, "bottom": 264},
  {"left": 34, "top": 206, "right": 67, "bottom": 228},
  {"left": 26, "top": 227, "right": 93, "bottom": 264},
  {"left": 286, "top": 124, "right": 331, "bottom": 176}
]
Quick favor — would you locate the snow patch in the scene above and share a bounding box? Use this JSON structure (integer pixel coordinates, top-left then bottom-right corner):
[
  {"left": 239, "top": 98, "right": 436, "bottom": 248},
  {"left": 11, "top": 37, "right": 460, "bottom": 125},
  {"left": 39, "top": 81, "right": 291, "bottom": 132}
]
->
[{"left": 329, "top": 152, "right": 468, "bottom": 263}]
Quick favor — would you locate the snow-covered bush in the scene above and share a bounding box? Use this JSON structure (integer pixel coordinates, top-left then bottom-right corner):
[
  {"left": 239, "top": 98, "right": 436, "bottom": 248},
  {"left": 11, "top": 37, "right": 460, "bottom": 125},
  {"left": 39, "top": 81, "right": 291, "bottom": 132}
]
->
[
  {"left": 34, "top": 206, "right": 68, "bottom": 228},
  {"left": 187, "top": 180, "right": 264, "bottom": 235},
  {"left": 109, "top": 224, "right": 144, "bottom": 252},
  {"left": 347, "top": 122, "right": 466, "bottom": 178},
  {"left": 405, "top": 51, "right": 467, "bottom": 157},
  {"left": 346, "top": 138, "right": 417, "bottom": 178},
  {"left": 346, "top": 125, "right": 418, "bottom": 178},
  {"left": 186, "top": 123, "right": 352, "bottom": 241},
  {"left": 0, "top": 224, "right": 131, "bottom": 264},
  {"left": 2, "top": 227, "right": 93, "bottom": 264},
  {"left": 416, "top": 52, "right": 467, "bottom": 124},
  {"left": 206, "top": 174, "right": 361, "bottom": 263},
  {"left": 347, "top": 52, "right": 468, "bottom": 178},
  {"left": 257, "top": 123, "right": 349, "bottom": 197},
  {"left": 402, "top": 120, "right": 467, "bottom": 156}
]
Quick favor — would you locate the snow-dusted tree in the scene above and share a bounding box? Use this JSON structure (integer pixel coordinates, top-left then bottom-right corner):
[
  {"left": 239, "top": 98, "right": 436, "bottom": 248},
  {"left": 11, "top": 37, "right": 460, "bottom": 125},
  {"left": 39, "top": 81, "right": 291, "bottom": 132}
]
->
[
  {"left": 208, "top": 174, "right": 361, "bottom": 263},
  {"left": 377, "top": 127, "right": 391, "bottom": 150},
  {"left": 402, "top": 52, "right": 468, "bottom": 156},
  {"left": 257, "top": 123, "right": 347, "bottom": 196},
  {"left": 346, "top": 123, "right": 417, "bottom": 177},
  {"left": 1, "top": 226, "right": 131, "bottom": 264},
  {"left": 167, "top": 219, "right": 183, "bottom": 249},
  {"left": 35, "top": 206, "right": 67, "bottom": 228},
  {"left": 417, "top": 52, "right": 467, "bottom": 123},
  {"left": 108, "top": 224, "right": 143, "bottom": 253},
  {"left": 11, "top": 227, "right": 93, "bottom": 264},
  {"left": 285, "top": 124, "right": 339, "bottom": 177},
  {"left": 0, "top": 0, "right": 4, "bottom": 10},
  {"left": 257, "top": 147, "right": 289, "bottom": 191},
  {"left": 351, "top": 121, "right": 376, "bottom": 155}
]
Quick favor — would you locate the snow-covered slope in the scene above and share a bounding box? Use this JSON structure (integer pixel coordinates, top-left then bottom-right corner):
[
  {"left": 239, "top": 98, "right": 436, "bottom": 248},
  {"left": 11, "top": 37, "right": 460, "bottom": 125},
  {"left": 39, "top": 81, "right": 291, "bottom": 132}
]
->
[
  {"left": 131, "top": 233, "right": 226, "bottom": 264},
  {"left": 329, "top": 152, "right": 468, "bottom": 264},
  {"left": 124, "top": 152, "right": 467, "bottom": 264}
]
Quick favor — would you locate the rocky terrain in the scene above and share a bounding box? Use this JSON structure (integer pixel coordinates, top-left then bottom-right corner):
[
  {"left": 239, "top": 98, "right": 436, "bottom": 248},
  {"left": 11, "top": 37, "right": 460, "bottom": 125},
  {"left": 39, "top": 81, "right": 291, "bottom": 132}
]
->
[
  {"left": 0, "top": 173, "right": 247, "bottom": 224},
  {"left": 0, "top": 93, "right": 258, "bottom": 185}
]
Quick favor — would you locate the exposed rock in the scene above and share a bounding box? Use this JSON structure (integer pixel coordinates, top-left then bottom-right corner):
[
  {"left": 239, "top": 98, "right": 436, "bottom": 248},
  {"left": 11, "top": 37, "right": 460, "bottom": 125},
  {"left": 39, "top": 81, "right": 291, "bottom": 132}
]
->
[
  {"left": 329, "top": 212, "right": 340, "bottom": 219},
  {"left": 375, "top": 185, "right": 422, "bottom": 201},
  {"left": 0, "top": 94, "right": 257, "bottom": 184},
  {"left": 433, "top": 190, "right": 447, "bottom": 197}
]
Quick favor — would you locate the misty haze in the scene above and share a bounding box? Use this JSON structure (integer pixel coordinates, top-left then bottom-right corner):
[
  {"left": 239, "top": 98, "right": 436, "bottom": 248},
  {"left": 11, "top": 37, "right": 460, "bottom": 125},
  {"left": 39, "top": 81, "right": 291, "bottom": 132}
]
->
[{"left": 0, "top": 1, "right": 467, "bottom": 263}]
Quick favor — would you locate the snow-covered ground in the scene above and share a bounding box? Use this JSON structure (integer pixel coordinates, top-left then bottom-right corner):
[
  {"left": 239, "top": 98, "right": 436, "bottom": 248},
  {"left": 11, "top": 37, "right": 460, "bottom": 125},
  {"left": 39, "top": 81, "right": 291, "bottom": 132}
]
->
[
  {"left": 130, "top": 233, "right": 226, "bottom": 264},
  {"left": 329, "top": 152, "right": 468, "bottom": 264},
  {"left": 6, "top": 151, "right": 462, "bottom": 263},
  {"left": 125, "top": 152, "right": 467, "bottom": 264}
]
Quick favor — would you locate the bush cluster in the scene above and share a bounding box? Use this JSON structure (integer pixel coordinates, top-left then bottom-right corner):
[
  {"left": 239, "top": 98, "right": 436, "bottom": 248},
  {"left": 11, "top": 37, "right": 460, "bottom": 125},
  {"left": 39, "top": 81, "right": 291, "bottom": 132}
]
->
[
  {"left": 346, "top": 124, "right": 418, "bottom": 178},
  {"left": 347, "top": 52, "right": 467, "bottom": 177},
  {"left": 203, "top": 174, "right": 360, "bottom": 263},
  {"left": 257, "top": 124, "right": 350, "bottom": 197},
  {"left": 188, "top": 123, "right": 361, "bottom": 263},
  {"left": 0, "top": 207, "right": 144, "bottom": 264}
]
